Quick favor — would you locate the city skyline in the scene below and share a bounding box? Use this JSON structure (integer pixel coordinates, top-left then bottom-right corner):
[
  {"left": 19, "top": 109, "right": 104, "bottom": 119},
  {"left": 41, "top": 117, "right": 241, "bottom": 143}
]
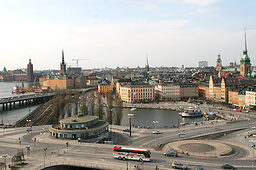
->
[{"left": 0, "top": 0, "right": 256, "bottom": 70}]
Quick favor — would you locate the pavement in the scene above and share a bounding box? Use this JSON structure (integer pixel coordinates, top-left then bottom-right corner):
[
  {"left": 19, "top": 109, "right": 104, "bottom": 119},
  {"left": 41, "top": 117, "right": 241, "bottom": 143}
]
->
[{"left": 1, "top": 101, "right": 256, "bottom": 169}]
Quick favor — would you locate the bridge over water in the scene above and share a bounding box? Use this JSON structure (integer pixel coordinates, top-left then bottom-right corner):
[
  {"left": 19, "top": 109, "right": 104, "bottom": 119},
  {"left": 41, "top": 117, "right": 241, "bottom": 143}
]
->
[{"left": 0, "top": 93, "right": 55, "bottom": 111}]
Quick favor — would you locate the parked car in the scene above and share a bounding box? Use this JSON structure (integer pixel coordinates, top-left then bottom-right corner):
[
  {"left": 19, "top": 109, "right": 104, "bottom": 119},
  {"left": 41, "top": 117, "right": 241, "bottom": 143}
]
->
[
  {"left": 153, "top": 130, "right": 161, "bottom": 134},
  {"left": 164, "top": 151, "right": 178, "bottom": 157},
  {"left": 171, "top": 162, "right": 187, "bottom": 169},
  {"left": 236, "top": 108, "right": 241, "bottom": 112},
  {"left": 221, "top": 163, "right": 236, "bottom": 169},
  {"left": 122, "top": 129, "right": 130, "bottom": 132},
  {"left": 245, "top": 110, "right": 249, "bottom": 113},
  {"left": 193, "top": 166, "right": 205, "bottom": 170}
]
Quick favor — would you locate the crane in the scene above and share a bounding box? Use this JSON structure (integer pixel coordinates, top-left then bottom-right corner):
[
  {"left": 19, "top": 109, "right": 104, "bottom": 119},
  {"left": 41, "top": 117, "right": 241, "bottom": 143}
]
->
[{"left": 72, "top": 59, "right": 89, "bottom": 67}]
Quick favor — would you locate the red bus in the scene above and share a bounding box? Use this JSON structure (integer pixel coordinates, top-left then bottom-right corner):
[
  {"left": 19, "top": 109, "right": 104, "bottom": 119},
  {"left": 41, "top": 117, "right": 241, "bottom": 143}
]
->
[{"left": 113, "top": 146, "right": 151, "bottom": 162}]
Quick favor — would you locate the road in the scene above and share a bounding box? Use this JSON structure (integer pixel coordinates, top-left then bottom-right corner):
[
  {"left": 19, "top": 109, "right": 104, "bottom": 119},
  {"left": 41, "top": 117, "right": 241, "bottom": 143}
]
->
[{"left": 0, "top": 118, "right": 256, "bottom": 170}]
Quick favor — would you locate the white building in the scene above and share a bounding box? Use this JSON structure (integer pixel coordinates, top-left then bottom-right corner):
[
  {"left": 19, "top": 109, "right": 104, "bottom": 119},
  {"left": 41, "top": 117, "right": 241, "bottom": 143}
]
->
[
  {"left": 155, "top": 83, "right": 180, "bottom": 101},
  {"left": 199, "top": 61, "right": 208, "bottom": 68},
  {"left": 245, "top": 88, "right": 256, "bottom": 109}
]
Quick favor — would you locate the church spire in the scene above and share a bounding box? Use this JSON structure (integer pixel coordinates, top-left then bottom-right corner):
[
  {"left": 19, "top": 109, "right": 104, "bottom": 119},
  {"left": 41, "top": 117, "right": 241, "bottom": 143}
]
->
[
  {"left": 145, "top": 56, "right": 149, "bottom": 72},
  {"left": 62, "top": 49, "right": 65, "bottom": 64},
  {"left": 243, "top": 28, "right": 248, "bottom": 55}
]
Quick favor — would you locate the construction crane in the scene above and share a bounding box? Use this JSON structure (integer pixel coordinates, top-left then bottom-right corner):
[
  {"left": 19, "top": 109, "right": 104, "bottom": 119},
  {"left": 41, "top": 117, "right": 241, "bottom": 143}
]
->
[{"left": 72, "top": 59, "right": 89, "bottom": 67}]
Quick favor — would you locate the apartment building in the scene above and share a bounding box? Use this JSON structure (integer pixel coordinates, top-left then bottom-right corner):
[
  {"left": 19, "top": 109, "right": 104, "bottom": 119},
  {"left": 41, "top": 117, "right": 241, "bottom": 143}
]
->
[
  {"left": 119, "top": 84, "right": 154, "bottom": 103},
  {"left": 155, "top": 83, "right": 180, "bottom": 100}
]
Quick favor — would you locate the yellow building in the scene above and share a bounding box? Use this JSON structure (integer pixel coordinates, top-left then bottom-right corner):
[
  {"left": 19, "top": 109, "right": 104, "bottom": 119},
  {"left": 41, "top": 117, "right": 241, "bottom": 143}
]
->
[
  {"left": 98, "top": 83, "right": 113, "bottom": 94},
  {"left": 119, "top": 84, "right": 154, "bottom": 103},
  {"left": 239, "top": 94, "right": 246, "bottom": 109},
  {"left": 245, "top": 89, "right": 256, "bottom": 109}
]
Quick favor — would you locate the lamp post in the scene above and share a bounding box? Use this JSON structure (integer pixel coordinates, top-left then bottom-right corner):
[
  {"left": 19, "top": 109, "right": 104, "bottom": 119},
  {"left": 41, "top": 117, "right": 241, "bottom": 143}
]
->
[
  {"left": 153, "top": 120, "right": 159, "bottom": 149},
  {"left": 25, "top": 145, "right": 31, "bottom": 159},
  {"left": 40, "top": 131, "right": 46, "bottom": 145},
  {"left": 43, "top": 147, "right": 47, "bottom": 168},
  {"left": 128, "top": 113, "right": 134, "bottom": 137},
  {"left": 250, "top": 140, "right": 256, "bottom": 167}
]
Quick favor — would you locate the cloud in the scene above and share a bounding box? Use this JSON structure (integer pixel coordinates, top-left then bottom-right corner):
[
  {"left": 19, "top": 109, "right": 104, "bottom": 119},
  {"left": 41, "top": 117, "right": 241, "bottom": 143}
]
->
[
  {"left": 182, "top": 0, "right": 220, "bottom": 6},
  {"left": 143, "top": 4, "right": 159, "bottom": 10}
]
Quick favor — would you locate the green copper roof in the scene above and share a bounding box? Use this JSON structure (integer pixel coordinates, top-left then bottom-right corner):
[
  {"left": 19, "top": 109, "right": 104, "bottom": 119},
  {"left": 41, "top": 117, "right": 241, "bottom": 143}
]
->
[
  {"left": 240, "top": 29, "right": 251, "bottom": 65},
  {"left": 217, "top": 54, "right": 222, "bottom": 62}
]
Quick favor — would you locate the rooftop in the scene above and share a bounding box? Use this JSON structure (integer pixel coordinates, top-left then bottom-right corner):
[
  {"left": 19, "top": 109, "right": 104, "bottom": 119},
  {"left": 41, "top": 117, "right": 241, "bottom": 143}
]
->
[{"left": 59, "top": 115, "right": 98, "bottom": 124}]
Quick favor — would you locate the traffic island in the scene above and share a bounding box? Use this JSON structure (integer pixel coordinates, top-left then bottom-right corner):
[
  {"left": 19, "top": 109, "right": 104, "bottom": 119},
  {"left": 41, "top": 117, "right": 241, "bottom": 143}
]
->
[{"left": 163, "top": 140, "right": 233, "bottom": 158}]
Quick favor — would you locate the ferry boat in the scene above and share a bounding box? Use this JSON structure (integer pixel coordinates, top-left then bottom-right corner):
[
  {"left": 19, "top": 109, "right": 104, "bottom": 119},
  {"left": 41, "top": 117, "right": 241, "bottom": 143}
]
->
[{"left": 179, "top": 108, "right": 203, "bottom": 117}]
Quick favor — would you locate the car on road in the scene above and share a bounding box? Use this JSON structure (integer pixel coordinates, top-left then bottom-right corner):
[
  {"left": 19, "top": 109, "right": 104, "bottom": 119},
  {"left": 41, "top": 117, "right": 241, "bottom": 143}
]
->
[
  {"left": 192, "top": 166, "right": 205, "bottom": 170},
  {"left": 153, "top": 130, "right": 161, "bottom": 134},
  {"left": 221, "top": 163, "right": 236, "bottom": 169},
  {"left": 245, "top": 110, "right": 249, "bottom": 113},
  {"left": 122, "top": 129, "right": 130, "bottom": 132},
  {"left": 236, "top": 108, "right": 241, "bottom": 112},
  {"left": 164, "top": 151, "right": 178, "bottom": 157},
  {"left": 171, "top": 162, "right": 187, "bottom": 169}
]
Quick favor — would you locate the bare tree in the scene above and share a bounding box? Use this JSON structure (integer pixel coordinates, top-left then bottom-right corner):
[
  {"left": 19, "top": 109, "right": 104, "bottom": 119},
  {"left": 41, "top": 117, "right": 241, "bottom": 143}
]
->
[
  {"left": 73, "top": 90, "right": 80, "bottom": 115},
  {"left": 80, "top": 91, "right": 88, "bottom": 115},
  {"left": 88, "top": 91, "right": 95, "bottom": 115},
  {"left": 114, "top": 93, "right": 123, "bottom": 125},
  {"left": 96, "top": 93, "right": 104, "bottom": 120},
  {"left": 106, "top": 92, "right": 113, "bottom": 124}
]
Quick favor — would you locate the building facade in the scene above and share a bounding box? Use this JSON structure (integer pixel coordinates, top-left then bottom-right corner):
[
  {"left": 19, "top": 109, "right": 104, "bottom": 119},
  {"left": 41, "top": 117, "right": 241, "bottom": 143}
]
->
[
  {"left": 180, "top": 83, "right": 198, "bottom": 99},
  {"left": 199, "top": 61, "right": 208, "bottom": 68},
  {"left": 119, "top": 84, "right": 154, "bottom": 103},
  {"left": 228, "top": 90, "right": 239, "bottom": 106},
  {"left": 98, "top": 83, "right": 113, "bottom": 94},
  {"left": 155, "top": 83, "right": 180, "bottom": 100},
  {"left": 49, "top": 115, "right": 108, "bottom": 140},
  {"left": 43, "top": 78, "right": 72, "bottom": 89},
  {"left": 245, "top": 88, "right": 256, "bottom": 109}
]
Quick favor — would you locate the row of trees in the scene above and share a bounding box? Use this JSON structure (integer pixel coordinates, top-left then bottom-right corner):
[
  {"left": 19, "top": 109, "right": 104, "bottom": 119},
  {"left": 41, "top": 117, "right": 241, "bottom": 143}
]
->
[{"left": 51, "top": 89, "right": 123, "bottom": 125}]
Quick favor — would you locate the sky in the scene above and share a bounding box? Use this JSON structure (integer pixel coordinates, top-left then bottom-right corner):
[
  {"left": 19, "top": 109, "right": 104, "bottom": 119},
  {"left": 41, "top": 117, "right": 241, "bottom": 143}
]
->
[{"left": 0, "top": 0, "right": 256, "bottom": 70}]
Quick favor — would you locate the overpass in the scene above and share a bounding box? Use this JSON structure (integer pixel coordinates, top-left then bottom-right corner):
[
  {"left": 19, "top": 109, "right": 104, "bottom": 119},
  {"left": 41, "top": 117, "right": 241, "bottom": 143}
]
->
[
  {"left": 0, "top": 87, "right": 97, "bottom": 112},
  {"left": 0, "top": 93, "right": 54, "bottom": 111}
]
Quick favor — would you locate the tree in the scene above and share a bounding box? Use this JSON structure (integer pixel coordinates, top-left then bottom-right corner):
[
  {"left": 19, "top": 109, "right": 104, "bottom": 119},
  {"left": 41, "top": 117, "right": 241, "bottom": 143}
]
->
[
  {"left": 80, "top": 91, "right": 88, "bottom": 115},
  {"left": 106, "top": 92, "right": 113, "bottom": 124},
  {"left": 114, "top": 93, "right": 123, "bottom": 125},
  {"left": 88, "top": 91, "right": 95, "bottom": 115},
  {"left": 96, "top": 93, "right": 104, "bottom": 120},
  {"left": 73, "top": 90, "right": 80, "bottom": 115}
]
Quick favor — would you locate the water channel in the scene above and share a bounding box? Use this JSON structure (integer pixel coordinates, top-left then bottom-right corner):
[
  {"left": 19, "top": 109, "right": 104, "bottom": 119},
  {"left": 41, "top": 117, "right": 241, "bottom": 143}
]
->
[{"left": 0, "top": 82, "right": 206, "bottom": 126}]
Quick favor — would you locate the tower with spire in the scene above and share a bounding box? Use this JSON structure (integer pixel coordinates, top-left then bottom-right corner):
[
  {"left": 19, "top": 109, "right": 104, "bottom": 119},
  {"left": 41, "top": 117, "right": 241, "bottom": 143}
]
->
[
  {"left": 60, "top": 49, "right": 67, "bottom": 76},
  {"left": 27, "top": 58, "right": 34, "bottom": 82},
  {"left": 240, "top": 29, "right": 251, "bottom": 77},
  {"left": 145, "top": 57, "right": 149, "bottom": 72},
  {"left": 216, "top": 54, "right": 222, "bottom": 72}
]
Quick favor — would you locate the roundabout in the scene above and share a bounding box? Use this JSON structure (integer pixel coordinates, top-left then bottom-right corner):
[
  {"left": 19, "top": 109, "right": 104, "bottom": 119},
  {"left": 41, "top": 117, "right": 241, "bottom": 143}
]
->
[{"left": 163, "top": 140, "right": 233, "bottom": 158}]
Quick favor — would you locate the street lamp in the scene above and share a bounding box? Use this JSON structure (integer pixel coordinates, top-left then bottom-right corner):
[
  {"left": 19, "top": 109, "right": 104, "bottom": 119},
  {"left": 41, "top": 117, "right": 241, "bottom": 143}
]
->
[
  {"left": 40, "top": 131, "right": 46, "bottom": 145},
  {"left": 153, "top": 120, "right": 159, "bottom": 149},
  {"left": 43, "top": 147, "right": 47, "bottom": 168},
  {"left": 128, "top": 110, "right": 135, "bottom": 137},
  {"left": 25, "top": 145, "right": 31, "bottom": 159}
]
